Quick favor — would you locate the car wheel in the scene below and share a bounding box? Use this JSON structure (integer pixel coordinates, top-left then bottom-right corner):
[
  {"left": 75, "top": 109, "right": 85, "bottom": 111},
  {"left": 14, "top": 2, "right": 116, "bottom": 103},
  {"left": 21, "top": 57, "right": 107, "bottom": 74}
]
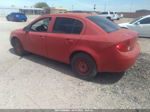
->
[
  {"left": 107, "top": 17, "right": 111, "bottom": 20},
  {"left": 122, "top": 27, "right": 128, "bottom": 29},
  {"left": 13, "top": 38, "right": 26, "bottom": 56},
  {"left": 71, "top": 53, "right": 98, "bottom": 80},
  {"left": 6, "top": 17, "right": 10, "bottom": 21}
]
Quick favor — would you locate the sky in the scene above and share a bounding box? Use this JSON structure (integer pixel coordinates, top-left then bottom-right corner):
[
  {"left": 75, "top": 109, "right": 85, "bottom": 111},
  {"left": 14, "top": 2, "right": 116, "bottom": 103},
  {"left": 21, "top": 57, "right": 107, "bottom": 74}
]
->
[{"left": 0, "top": 0, "right": 150, "bottom": 12}]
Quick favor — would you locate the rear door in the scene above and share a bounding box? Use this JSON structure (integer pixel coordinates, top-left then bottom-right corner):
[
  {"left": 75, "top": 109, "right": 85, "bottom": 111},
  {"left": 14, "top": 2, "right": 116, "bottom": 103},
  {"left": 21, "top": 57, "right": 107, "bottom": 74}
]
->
[{"left": 46, "top": 17, "right": 84, "bottom": 63}]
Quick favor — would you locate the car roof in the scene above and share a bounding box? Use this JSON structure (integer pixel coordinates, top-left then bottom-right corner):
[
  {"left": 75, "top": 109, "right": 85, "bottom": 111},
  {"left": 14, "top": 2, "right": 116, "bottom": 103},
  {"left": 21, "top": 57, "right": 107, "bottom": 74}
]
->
[
  {"left": 136, "top": 15, "right": 150, "bottom": 20},
  {"left": 142, "top": 15, "right": 150, "bottom": 18},
  {"left": 43, "top": 13, "right": 95, "bottom": 18},
  {"left": 11, "top": 12, "right": 25, "bottom": 15}
]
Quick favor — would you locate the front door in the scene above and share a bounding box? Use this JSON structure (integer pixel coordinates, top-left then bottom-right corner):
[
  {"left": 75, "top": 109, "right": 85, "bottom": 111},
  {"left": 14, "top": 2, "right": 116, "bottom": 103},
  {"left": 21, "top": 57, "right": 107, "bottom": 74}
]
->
[
  {"left": 25, "top": 17, "right": 51, "bottom": 56},
  {"left": 132, "top": 17, "right": 150, "bottom": 37},
  {"left": 139, "top": 17, "right": 150, "bottom": 37}
]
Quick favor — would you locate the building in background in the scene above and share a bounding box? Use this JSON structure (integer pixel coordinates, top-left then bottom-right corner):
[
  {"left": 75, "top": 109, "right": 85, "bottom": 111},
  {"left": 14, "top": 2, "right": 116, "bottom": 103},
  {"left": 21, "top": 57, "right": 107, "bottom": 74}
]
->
[
  {"left": 50, "top": 7, "right": 68, "bottom": 14},
  {"left": 0, "top": 7, "right": 44, "bottom": 15},
  {"left": 0, "top": 7, "right": 68, "bottom": 15},
  {"left": 19, "top": 8, "right": 44, "bottom": 15},
  {"left": 121, "top": 10, "right": 150, "bottom": 18}
]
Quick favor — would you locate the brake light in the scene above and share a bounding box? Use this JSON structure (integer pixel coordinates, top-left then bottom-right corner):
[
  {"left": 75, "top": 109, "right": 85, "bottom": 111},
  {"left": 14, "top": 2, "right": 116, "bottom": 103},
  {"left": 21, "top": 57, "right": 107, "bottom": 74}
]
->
[{"left": 116, "top": 40, "right": 134, "bottom": 52}]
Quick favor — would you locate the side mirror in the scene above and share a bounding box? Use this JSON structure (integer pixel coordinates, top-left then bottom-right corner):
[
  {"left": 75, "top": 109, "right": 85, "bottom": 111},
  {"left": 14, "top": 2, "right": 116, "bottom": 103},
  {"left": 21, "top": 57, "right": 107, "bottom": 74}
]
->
[
  {"left": 135, "top": 22, "right": 140, "bottom": 25},
  {"left": 23, "top": 26, "right": 30, "bottom": 32}
]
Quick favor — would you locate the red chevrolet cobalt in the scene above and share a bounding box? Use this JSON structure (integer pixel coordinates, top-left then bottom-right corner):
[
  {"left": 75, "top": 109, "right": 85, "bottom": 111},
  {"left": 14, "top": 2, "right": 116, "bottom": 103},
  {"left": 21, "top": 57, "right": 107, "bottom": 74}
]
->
[{"left": 10, "top": 13, "right": 140, "bottom": 79}]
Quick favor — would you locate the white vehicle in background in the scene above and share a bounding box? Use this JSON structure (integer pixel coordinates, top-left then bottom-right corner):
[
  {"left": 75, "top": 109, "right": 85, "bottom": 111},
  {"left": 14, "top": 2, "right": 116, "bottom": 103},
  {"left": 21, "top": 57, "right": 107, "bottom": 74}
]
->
[
  {"left": 119, "top": 15, "right": 150, "bottom": 38},
  {"left": 119, "top": 13, "right": 124, "bottom": 18},
  {"left": 100, "top": 11, "right": 120, "bottom": 20}
]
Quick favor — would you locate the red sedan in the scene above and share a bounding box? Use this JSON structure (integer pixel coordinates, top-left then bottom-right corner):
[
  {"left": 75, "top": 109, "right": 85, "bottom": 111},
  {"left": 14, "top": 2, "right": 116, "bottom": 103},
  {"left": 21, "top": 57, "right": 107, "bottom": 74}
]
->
[{"left": 10, "top": 13, "right": 140, "bottom": 80}]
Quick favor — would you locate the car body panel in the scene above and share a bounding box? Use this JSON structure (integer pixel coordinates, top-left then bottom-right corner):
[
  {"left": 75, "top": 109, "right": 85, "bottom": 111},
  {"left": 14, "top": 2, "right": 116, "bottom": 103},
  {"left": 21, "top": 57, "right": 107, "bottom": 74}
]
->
[{"left": 10, "top": 13, "right": 140, "bottom": 72}]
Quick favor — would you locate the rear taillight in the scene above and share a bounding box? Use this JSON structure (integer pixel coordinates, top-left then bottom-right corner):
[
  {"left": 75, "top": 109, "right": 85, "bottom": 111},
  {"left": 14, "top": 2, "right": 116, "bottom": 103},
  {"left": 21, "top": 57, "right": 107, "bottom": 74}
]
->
[{"left": 116, "top": 40, "right": 135, "bottom": 52}]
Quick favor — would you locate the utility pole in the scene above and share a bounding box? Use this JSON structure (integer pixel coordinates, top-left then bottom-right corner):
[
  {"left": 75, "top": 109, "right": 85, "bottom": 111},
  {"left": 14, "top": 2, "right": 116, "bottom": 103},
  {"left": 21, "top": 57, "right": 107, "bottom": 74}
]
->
[
  {"left": 130, "top": 0, "right": 133, "bottom": 12},
  {"left": 72, "top": 5, "right": 74, "bottom": 11},
  {"left": 129, "top": 0, "right": 133, "bottom": 18},
  {"left": 104, "top": 0, "right": 108, "bottom": 11},
  {"left": 94, "top": 4, "right": 96, "bottom": 11}
]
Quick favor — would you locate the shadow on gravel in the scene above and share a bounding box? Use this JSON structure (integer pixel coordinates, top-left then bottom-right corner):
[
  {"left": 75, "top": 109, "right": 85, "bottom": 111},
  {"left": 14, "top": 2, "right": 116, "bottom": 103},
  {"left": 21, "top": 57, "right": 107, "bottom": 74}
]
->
[
  {"left": 9, "top": 48, "right": 127, "bottom": 84},
  {"left": 139, "top": 36, "right": 150, "bottom": 38},
  {"left": 91, "top": 72, "right": 124, "bottom": 84}
]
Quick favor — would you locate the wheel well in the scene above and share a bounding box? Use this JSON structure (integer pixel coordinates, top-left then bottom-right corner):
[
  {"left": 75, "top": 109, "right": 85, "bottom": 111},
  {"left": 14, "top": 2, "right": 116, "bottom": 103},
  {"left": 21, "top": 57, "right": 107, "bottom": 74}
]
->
[
  {"left": 121, "top": 27, "right": 128, "bottom": 29},
  {"left": 107, "top": 17, "right": 111, "bottom": 19},
  {"left": 70, "top": 51, "right": 97, "bottom": 65},
  {"left": 11, "top": 37, "right": 18, "bottom": 47}
]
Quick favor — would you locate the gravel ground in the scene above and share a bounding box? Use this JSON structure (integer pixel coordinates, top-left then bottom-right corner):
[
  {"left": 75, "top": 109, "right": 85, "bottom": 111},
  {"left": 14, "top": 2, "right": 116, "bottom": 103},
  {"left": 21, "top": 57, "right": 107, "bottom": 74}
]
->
[{"left": 0, "top": 16, "right": 150, "bottom": 109}]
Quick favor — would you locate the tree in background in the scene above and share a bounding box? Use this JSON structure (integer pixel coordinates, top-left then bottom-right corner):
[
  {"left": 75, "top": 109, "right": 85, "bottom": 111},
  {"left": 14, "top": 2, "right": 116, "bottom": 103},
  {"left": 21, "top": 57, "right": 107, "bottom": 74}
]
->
[
  {"left": 34, "top": 2, "right": 50, "bottom": 14},
  {"left": 34, "top": 2, "right": 49, "bottom": 8}
]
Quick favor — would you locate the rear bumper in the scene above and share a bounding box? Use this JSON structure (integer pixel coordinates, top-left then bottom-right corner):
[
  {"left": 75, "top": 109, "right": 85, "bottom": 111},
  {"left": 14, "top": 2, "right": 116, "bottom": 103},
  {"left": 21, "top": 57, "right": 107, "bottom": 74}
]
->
[{"left": 97, "top": 43, "right": 140, "bottom": 72}]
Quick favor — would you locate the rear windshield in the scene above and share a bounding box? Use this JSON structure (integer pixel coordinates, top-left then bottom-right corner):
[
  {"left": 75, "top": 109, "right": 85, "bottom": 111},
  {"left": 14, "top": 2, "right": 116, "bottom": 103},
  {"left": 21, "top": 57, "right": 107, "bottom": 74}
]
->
[{"left": 87, "top": 16, "right": 120, "bottom": 33}]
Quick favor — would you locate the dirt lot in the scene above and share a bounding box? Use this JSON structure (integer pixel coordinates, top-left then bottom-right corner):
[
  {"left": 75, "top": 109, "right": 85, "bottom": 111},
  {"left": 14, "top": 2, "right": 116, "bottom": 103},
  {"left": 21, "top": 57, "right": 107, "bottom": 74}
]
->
[{"left": 0, "top": 16, "right": 150, "bottom": 109}]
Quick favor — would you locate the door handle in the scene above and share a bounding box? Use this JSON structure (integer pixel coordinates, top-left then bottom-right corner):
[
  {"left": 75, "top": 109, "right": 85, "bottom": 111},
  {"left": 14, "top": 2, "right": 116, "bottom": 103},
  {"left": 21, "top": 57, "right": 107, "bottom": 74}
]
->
[
  {"left": 66, "top": 38, "right": 74, "bottom": 42},
  {"left": 39, "top": 35, "right": 45, "bottom": 39}
]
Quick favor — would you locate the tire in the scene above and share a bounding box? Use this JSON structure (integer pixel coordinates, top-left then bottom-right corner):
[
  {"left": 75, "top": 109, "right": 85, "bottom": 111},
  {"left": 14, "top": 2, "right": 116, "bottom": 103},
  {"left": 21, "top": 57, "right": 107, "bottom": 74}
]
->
[
  {"left": 71, "top": 53, "right": 98, "bottom": 80},
  {"left": 107, "top": 17, "right": 112, "bottom": 21},
  {"left": 122, "top": 27, "right": 128, "bottom": 29},
  {"left": 6, "top": 17, "right": 10, "bottom": 21},
  {"left": 12, "top": 38, "right": 26, "bottom": 56}
]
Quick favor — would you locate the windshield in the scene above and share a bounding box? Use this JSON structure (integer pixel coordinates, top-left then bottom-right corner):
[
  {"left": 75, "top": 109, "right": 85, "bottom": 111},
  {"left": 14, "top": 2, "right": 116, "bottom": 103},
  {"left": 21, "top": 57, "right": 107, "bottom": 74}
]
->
[
  {"left": 87, "top": 16, "right": 120, "bottom": 33},
  {"left": 130, "top": 16, "right": 143, "bottom": 24}
]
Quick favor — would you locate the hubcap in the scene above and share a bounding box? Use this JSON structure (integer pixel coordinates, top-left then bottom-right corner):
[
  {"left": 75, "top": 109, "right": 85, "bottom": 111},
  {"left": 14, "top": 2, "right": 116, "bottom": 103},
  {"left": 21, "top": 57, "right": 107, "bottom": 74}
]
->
[{"left": 75, "top": 58, "right": 90, "bottom": 75}]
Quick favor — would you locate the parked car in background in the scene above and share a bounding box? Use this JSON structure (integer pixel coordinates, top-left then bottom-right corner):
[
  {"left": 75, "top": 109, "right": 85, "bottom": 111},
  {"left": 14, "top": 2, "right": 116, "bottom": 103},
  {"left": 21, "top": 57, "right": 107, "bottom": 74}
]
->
[
  {"left": 100, "top": 11, "right": 120, "bottom": 20},
  {"left": 10, "top": 13, "right": 140, "bottom": 80},
  {"left": 6, "top": 12, "right": 27, "bottom": 22},
  {"left": 119, "top": 13, "right": 124, "bottom": 18},
  {"left": 119, "top": 15, "right": 150, "bottom": 37}
]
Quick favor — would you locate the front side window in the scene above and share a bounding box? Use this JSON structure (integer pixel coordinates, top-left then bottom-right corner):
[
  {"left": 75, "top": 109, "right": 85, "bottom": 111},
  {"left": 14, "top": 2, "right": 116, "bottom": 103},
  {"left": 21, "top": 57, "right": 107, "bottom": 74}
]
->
[
  {"left": 87, "top": 16, "right": 120, "bottom": 33},
  {"left": 53, "top": 17, "right": 83, "bottom": 34},
  {"left": 30, "top": 18, "right": 51, "bottom": 32},
  {"left": 140, "top": 17, "right": 150, "bottom": 24}
]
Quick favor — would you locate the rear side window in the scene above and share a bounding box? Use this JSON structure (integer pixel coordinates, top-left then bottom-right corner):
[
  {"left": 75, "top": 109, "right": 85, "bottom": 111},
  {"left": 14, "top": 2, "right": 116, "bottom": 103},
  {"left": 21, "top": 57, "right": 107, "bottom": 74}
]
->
[
  {"left": 53, "top": 17, "right": 83, "bottom": 34},
  {"left": 87, "top": 16, "right": 120, "bottom": 33}
]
